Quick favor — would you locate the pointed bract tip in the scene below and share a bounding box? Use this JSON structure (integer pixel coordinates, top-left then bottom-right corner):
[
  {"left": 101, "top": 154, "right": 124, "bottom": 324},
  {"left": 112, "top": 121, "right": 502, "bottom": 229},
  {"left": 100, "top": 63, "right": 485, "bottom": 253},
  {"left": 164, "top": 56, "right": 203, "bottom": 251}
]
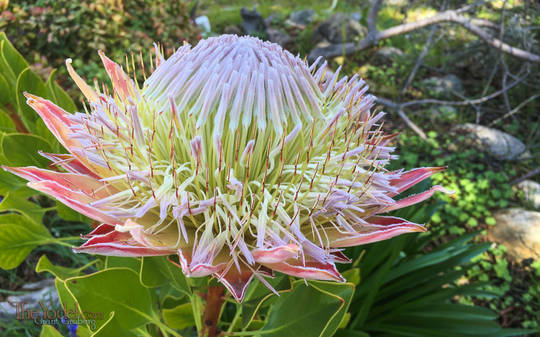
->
[{"left": 23, "top": 92, "right": 39, "bottom": 101}]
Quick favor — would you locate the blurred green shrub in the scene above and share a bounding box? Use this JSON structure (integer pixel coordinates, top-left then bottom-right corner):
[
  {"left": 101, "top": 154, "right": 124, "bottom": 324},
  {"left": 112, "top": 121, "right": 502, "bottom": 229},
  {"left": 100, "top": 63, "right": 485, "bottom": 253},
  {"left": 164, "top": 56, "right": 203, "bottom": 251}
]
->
[{"left": 0, "top": 0, "right": 200, "bottom": 84}]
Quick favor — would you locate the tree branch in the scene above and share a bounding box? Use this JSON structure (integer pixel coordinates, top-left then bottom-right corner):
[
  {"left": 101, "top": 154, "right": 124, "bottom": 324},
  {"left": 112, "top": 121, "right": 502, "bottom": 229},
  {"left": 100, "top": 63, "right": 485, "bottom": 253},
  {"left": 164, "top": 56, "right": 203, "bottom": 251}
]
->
[
  {"left": 309, "top": 8, "right": 540, "bottom": 62},
  {"left": 376, "top": 69, "right": 527, "bottom": 110},
  {"left": 367, "top": 0, "right": 383, "bottom": 42}
]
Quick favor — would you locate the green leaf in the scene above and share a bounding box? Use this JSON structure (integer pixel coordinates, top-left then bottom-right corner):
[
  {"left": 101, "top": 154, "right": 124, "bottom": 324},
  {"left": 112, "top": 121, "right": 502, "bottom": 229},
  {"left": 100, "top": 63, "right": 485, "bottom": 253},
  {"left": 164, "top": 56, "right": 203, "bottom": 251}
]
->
[
  {"left": 91, "top": 311, "right": 139, "bottom": 337},
  {"left": 64, "top": 268, "right": 154, "bottom": 331},
  {"left": 55, "top": 278, "right": 78, "bottom": 318},
  {"left": 0, "top": 133, "right": 52, "bottom": 167},
  {"left": 0, "top": 193, "right": 48, "bottom": 225},
  {"left": 140, "top": 256, "right": 191, "bottom": 295},
  {"left": 15, "top": 68, "right": 48, "bottom": 133},
  {"left": 0, "top": 72, "right": 12, "bottom": 106},
  {"left": 39, "top": 325, "right": 64, "bottom": 337},
  {"left": 241, "top": 275, "right": 292, "bottom": 328},
  {"left": 257, "top": 280, "right": 348, "bottom": 337},
  {"left": 0, "top": 33, "right": 29, "bottom": 83},
  {"left": 162, "top": 303, "right": 195, "bottom": 330},
  {"left": 311, "top": 281, "right": 355, "bottom": 337},
  {"left": 0, "top": 168, "right": 32, "bottom": 196},
  {"left": 0, "top": 215, "right": 52, "bottom": 269},
  {"left": 334, "top": 330, "right": 370, "bottom": 337},
  {"left": 105, "top": 256, "right": 141, "bottom": 273},
  {"left": 46, "top": 69, "right": 77, "bottom": 113},
  {"left": 36, "top": 255, "right": 86, "bottom": 280},
  {"left": 56, "top": 201, "right": 91, "bottom": 223},
  {"left": 342, "top": 268, "right": 361, "bottom": 285}
]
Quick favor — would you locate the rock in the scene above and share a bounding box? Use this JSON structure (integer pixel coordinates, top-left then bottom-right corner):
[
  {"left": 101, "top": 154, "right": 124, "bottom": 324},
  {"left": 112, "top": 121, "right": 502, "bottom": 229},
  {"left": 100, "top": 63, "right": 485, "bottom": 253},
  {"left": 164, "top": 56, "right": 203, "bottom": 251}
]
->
[
  {"left": 264, "top": 13, "right": 281, "bottom": 27},
  {"left": 240, "top": 8, "right": 266, "bottom": 36},
  {"left": 515, "top": 180, "right": 540, "bottom": 209},
  {"left": 194, "top": 16, "right": 211, "bottom": 35},
  {"left": 431, "top": 105, "right": 457, "bottom": 120},
  {"left": 373, "top": 46, "right": 404, "bottom": 64},
  {"left": 223, "top": 25, "right": 244, "bottom": 36},
  {"left": 314, "top": 38, "right": 332, "bottom": 50},
  {"left": 488, "top": 208, "right": 540, "bottom": 260},
  {"left": 266, "top": 28, "right": 294, "bottom": 49},
  {"left": 350, "top": 12, "right": 362, "bottom": 22},
  {"left": 387, "top": 0, "right": 408, "bottom": 6},
  {"left": 0, "top": 279, "right": 58, "bottom": 318},
  {"left": 421, "top": 74, "right": 463, "bottom": 98},
  {"left": 314, "top": 13, "right": 367, "bottom": 44},
  {"left": 452, "top": 123, "right": 528, "bottom": 160},
  {"left": 287, "top": 9, "right": 316, "bottom": 26}
]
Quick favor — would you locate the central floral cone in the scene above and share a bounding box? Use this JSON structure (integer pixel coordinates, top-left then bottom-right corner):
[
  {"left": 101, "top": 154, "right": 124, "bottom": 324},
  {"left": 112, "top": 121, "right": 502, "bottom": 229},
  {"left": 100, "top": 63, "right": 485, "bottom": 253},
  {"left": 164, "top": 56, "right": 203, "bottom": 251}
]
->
[{"left": 4, "top": 35, "right": 450, "bottom": 301}]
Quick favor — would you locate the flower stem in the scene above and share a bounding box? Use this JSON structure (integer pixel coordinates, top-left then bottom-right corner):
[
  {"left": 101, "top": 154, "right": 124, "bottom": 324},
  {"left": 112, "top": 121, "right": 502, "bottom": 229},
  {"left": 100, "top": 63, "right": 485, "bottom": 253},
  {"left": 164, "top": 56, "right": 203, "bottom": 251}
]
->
[{"left": 201, "top": 285, "right": 225, "bottom": 337}]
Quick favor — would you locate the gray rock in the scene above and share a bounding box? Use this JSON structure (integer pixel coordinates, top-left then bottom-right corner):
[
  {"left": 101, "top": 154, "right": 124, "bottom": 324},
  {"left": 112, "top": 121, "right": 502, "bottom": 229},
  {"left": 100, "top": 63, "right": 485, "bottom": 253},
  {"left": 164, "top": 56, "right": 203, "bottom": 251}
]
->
[
  {"left": 373, "top": 46, "right": 404, "bottom": 64},
  {"left": 488, "top": 208, "right": 540, "bottom": 260},
  {"left": 387, "top": 0, "right": 408, "bottom": 6},
  {"left": 288, "top": 9, "right": 316, "bottom": 26},
  {"left": 0, "top": 279, "right": 58, "bottom": 318},
  {"left": 314, "top": 13, "right": 367, "bottom": 44},
  {"left": 194, "top": 16, "right": 211, "bottom": 35},
  {"left": 266, "top": 28, "right": 294, "bottom": 49},
  {"left": 515, "top": 180, "right": 540, "bottom": 209},
  {"left": 452, "top": 123, "right": 528, "bottom": 160},
  {"left": 240, "top": 8, "right": 266, "bottom": 36},
  {"left": 350, "top": 12, "right": 362, "bottom": 22},
  {"left": 224, "top": 24, "right": 244, "bottom": 36},
  {"left": 264, "top": 13, "right": 281, "bottom": 27},
  {"left": 421, "top": 74, "right": 463, "bottom": 98},
  {"left": 432, "top": 105, "right": 457, "bottom": 118}
]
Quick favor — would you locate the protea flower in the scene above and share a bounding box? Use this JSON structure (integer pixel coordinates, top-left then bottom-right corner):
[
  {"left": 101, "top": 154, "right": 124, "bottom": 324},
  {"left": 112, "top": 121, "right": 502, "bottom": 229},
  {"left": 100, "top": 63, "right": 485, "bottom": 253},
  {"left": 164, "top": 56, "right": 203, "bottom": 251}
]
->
[{"left": 4, "top": 35, "right": 448, "bottom": 301}]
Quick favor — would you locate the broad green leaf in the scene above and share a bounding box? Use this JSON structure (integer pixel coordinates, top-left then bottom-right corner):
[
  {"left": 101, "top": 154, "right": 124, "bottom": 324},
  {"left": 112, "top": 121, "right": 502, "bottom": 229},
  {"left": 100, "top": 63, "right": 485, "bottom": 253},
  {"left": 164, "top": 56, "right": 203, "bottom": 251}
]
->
[
  {"left": 342, "top": 268, "right": 361, "bottom": 285},
  {"left": 36, "top": 254, "right": 85, "bottom": 280},
  {"left": 0, "top": 33, "right": 29, "bottom": 83},
  {"left": 1, "top": 133, "right": 52, "bottom": 167},
  {"left": 15, "top": 68, "right": 48, "bottom": 133},
  {"left": 0, "top": 108, "right": 16, "bottom": 132},
  {"left": 56, "top": 201, "right": 91, "bottom": 223},
  {"left": 91, "top": 311, "right": 139, "bottom": 337},
  {"left": 0, "top": 219, "right": 52, "bottom": 269},
  {"left": 64, "top": 268, "right": 154, "bottom": 331},
  {"left": 0, "top": 193, "right": 48, "bottom": 225},
  {"left": 311, "top": 281, "right": 355, "bottom": 337},
  {"left": 257, "top": 280, "right": 346, "bottom": 337},
  {"left": 105, "top": 256, "right": 141, "bottom": 272},
  {"left": 0, "top": 72, "right": 11, "bottom": 106},
  {"left": 241, "top": 275, "right": 292, "bottom": 328},
  {"left": 0, "top": 168, "right": 32, "bottom": 196},
  {"left": 162, "top": 303, "right": 195, "bottom": 330},
  {"left": 46, "top": 69, "right": 77, "bottom": 113},
  {"left": 55, "top": 278, "right": 78, "bottom": 317},
  {"left": 140, "top": 256, "right": 191, "bottom": 295},
  {"left": 39, "top": 325, "right": 63, "bottom": 337}
]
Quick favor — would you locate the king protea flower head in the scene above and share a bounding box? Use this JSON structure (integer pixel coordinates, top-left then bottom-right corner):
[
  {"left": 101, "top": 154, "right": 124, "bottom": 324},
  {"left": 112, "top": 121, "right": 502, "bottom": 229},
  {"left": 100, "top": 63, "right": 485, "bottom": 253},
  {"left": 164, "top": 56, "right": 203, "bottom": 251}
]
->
[{"left": 4, "top": 35, "right": 449, "bottom": 301}]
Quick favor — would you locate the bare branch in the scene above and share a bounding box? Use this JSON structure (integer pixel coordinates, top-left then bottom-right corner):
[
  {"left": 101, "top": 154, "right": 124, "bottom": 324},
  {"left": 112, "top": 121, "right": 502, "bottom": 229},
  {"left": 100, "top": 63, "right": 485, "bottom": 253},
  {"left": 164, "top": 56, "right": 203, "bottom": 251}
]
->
[
  {"left": 375, "top": 70, "right": 527, "bottom": 110},
  {"left": 308, "top": 8, "right": 540, "bottom": 63},
  {"left": 488, "top": 93, "right": 540, "bottom": 127},
  {"left": 397, "top": 109, "right": 427, "bottom": 140},
  {"left": 511, "top": 166, "right": 540, "bottom": 185},
  {"left": 400, "top": 24, "right": 439, "bottom": 96},
  {"left": 367, "top": 0, "right": 384, "bottom": 41}
]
